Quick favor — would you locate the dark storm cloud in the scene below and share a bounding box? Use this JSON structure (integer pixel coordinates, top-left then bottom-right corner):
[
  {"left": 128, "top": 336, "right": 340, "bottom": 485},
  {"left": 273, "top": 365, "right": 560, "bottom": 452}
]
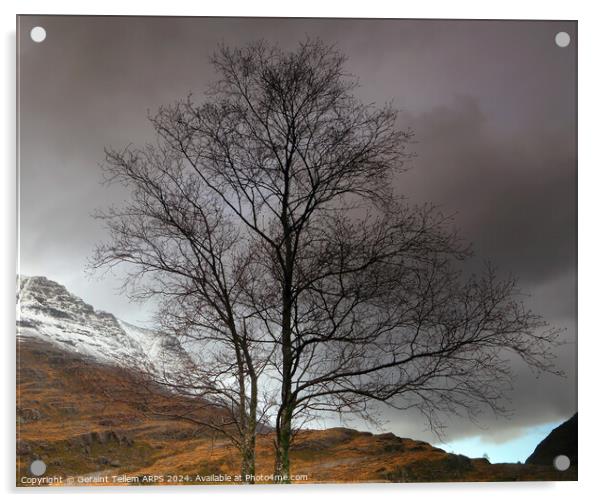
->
[
  {"left": 17, "top": 16, "right": 577, "bottom": 443},
  {"left": 398, "top": 96, "right": 576, "bottom": 286},
  {"left": 386, "top": 94, "right": 577, "bottom": 444}
]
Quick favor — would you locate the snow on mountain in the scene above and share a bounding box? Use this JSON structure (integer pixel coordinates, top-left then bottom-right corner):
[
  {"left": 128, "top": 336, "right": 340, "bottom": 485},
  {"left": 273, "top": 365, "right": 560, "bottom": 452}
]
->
[{"left": 16, "top": 275, "right": 188, "bottom": 377}]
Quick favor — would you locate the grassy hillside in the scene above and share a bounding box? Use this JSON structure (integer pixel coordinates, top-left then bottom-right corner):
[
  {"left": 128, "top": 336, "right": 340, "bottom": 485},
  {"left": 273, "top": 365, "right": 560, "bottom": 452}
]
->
[{"left": 16, "top": 338, "right": 576, "bottom": 485}]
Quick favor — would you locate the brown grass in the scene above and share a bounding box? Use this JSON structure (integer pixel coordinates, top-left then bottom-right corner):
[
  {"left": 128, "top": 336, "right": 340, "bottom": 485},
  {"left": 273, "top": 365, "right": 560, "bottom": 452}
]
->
[{"left": 16, "top": 338, "right": 576, "bottom": 486}]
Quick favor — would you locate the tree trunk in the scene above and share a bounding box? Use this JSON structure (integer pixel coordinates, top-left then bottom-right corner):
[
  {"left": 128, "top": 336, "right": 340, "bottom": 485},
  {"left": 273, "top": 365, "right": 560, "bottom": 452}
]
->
[
  {"left": 273, "top": 405, "right": 293, "bottom": 483},
  {"left": 274, "top": 282, "right": 294, "bottom": 483},
  {"left": 274, "top": 167, "right": 295, "bottom": 483},
  {"left": 241, "top": 433, "right": 256, "bottom": 484},
  {"left": 243, "top": 367, "right": 258, "bottom": 484}
]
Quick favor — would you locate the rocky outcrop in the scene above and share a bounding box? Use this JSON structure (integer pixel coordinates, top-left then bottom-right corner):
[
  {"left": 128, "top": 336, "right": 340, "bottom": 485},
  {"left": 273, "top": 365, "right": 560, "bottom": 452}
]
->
[
  {"left": 68, "top": 430, "right": 134, "bottom": 448},
  {"left": 17, "top": 407, "right": 42, "bottom": 423}
]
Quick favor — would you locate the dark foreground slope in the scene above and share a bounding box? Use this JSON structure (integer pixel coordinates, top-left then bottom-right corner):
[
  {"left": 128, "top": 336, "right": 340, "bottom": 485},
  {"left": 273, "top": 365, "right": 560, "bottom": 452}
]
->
[
  {"left": 526, "top": 414, "right": 578, "bottom": 467},
  {"left": 17, "top": 338, "right": 576, "bottom": 485}
]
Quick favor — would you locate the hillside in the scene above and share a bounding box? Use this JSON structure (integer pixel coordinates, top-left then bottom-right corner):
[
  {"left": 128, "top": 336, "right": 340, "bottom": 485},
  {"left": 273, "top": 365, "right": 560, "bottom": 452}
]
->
[
  {"left": 17, "top": 276, "right": 190, "bottom": 376},
  {"left": 16, "top": 276, "right": 577, "bottom": 485},
  {"left": 526, "top": 414, "right": 578, "bottom": 467},
  {"left": 17, "top": 337, "right": 576, "bottom": 485}
]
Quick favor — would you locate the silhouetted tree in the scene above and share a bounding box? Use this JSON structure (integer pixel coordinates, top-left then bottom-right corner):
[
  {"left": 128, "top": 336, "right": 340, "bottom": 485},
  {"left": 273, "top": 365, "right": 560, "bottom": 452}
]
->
[
  {"left": 94, "top": 39, "right": 561, "bottom": 483},
  {"left": 91, "top": 146, "right": 274, "bottom": 482}
]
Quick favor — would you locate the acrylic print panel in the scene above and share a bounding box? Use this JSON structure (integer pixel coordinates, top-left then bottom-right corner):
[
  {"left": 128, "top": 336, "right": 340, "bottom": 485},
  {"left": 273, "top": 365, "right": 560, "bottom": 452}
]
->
[{"left": 16, "top": 16, "right": 577, "bottom": 486}]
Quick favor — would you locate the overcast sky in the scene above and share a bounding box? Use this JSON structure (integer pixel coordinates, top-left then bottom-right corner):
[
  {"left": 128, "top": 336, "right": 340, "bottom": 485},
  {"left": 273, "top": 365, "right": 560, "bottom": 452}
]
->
[{"left": 17, "top": 16, "right": 577, "bottom": 459}]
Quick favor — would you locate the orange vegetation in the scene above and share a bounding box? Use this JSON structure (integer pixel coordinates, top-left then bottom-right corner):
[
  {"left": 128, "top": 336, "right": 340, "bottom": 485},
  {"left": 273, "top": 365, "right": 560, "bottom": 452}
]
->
[{"left": 16, "top": 338, "right": 576, "bottom": 486}]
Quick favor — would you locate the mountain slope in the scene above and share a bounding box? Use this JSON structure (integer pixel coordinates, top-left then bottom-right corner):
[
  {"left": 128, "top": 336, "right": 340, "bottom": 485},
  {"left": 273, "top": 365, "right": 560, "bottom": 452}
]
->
[
  {"left": 526, "top": 414, "right": 578, "bottom": 466},
  {"left": 17, "top": 275, "right": 187, "bottom": 376}
]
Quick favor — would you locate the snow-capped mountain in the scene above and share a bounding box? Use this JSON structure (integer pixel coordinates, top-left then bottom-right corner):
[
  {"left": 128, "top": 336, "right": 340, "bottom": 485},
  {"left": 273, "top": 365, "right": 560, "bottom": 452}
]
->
[{"left": 16, "top": 275, "right": 188, "bottom": 376}]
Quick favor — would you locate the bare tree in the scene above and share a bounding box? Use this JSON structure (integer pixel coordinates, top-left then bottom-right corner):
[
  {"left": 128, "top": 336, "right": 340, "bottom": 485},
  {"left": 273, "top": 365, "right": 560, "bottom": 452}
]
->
[
  {"left": 95, "top": 39, "right": 561, "bottom": 483},
  {"left": 91, "top": 145, "right": 274, "bottom": 482}
]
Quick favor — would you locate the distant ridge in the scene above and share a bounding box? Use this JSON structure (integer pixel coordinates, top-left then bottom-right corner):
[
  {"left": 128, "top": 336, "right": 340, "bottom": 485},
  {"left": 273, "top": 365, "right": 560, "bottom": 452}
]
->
[{"left": 16, "top": 275, "right": 189, "bottom": 376}]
